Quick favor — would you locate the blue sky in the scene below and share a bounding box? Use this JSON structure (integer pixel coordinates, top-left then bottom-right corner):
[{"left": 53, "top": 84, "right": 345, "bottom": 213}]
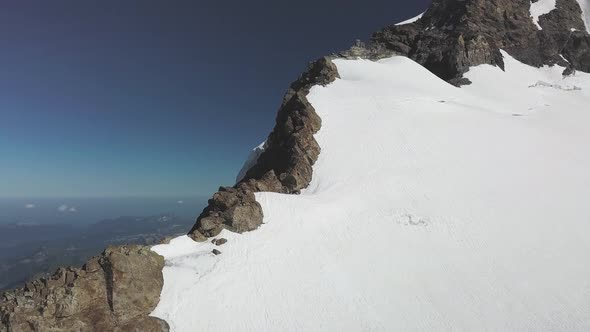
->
[{"left": 0, "top": 0, "right": 430, "bottom": 198}]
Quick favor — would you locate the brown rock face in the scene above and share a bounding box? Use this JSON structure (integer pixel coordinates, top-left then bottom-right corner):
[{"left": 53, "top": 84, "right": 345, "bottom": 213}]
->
[
  {"left": 188, "top": 57, "right": 340, "bottom": 241},
  {"left": 189, "top": 186, "right": 264, "bottom": 240},
  {"left": 0, "top": 246, "right": 168, "bottom": 332},
  {"left": 371, "top": 0, "right": 590, "bottom": 84}
]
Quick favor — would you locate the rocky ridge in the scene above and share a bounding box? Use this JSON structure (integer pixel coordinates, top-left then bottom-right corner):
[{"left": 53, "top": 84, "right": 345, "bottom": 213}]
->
[
  {"left": 187, "top": 57, "right": 340, "bottom": 241},
  {"left": 1, "top": 246, "right": 168, "bottom": 332},
  {"left": 370, "top": 0, "right": 590, "bottom": 84}
]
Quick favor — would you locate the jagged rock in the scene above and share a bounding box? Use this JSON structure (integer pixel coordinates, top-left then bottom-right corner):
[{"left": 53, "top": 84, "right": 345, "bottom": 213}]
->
[
  {"left": 189, "top": 186, "right": 263, "bottom": 239},
  {"left": 242, "top": 57, "right": 339, "bottom": 192},
  {"left": 188, "top": 57, "right": 340, "bottom": 241},
  {"left": 371, "top": 0, "right": 590, "bottom": 84},
  {"left": 563, "top": 31, "right": 590, "bottom": 72},
  {"left": 211, "top": 249, "right": 222, "bottom": 255},
  {"left": 0, "top": 246, "right": 168, "bottom": 332}
]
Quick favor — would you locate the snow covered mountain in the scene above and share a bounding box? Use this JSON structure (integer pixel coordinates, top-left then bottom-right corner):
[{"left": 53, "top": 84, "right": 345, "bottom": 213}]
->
[
  {"left": 153, "top": 50, "right": 590, "bottom": 331},
  {"left": 3, "top": 0, "right": 590, "bottom": 331},
  {"left": 151, "top": 1, "right": 590, "bottom": 331}
]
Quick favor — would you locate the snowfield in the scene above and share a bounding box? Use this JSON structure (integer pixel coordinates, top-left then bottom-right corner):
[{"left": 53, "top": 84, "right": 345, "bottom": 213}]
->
[{"left": 151, "top": 53, "right": 590, "bottom": 331}]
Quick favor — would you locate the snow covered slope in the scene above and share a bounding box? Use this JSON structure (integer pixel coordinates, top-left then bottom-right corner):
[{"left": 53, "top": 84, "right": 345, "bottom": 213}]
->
[
  {"left": 578, "top": 0, "right": 590, "bottom": 31},
  {"left": 151, "top": 54, "right": 590, "bottom": 331}
]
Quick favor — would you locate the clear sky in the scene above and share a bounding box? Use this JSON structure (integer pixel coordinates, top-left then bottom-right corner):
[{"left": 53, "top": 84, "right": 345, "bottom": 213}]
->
[{"left": 0, "top": 0, "right": 430, "bottom": 198}]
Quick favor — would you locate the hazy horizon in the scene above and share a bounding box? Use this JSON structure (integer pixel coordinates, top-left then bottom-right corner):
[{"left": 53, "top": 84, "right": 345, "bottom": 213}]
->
[{"left": 0, "top": 196, "right": 208, "bottom": 225}]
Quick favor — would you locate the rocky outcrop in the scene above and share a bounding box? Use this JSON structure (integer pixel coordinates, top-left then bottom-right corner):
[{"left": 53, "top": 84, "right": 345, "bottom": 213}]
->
[
  {"left": 563, "top": 30, "right": 590, "bottom": 72},
  {"left": 0, "top": 246, "right": 168, "bottom": 332},
  {"left": 371, "top": 0, "right": 590, "bottom": 84},
  {"left": 188, "top": 57, "right": 340, "bottom": 241}
]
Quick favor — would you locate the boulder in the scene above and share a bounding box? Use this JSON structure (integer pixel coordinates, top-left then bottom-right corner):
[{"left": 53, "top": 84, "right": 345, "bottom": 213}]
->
[{"left": 0, "top": 245, "right": 168, "bottom": 332}]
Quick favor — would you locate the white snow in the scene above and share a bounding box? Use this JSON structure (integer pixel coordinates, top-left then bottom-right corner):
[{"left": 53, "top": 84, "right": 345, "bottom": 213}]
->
[
  {"left": 395, "top": 12, "right": 424, "bottom": 26},
  {"left": 577, "top": 0, "right": 590, "bottom": 31},
  {"left": 530, "top": 0, "right": 557, "bottom": 29},
  {"left": 235, "top": 141, "right": 265, "bottom": 183},
  {"left": 152, "top": 53, "right": 590, "bottom": 331}
]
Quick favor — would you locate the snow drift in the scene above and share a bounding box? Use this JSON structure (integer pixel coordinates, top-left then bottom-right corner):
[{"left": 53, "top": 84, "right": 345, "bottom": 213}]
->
[{"left": 151, "top": 53, "right": 590, "bottom": 331}]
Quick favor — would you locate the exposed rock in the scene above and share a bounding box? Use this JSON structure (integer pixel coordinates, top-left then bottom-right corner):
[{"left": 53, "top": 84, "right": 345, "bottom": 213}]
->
[
  {"left": 189, "top": 186, "right": 263, "bottom": 239},
  {"left": 214, "top": 238, "right": 228, "bottom": 246},
  {"left": 563, "top": 30, "right": 590, "bottom": 72},
  {"left": 0, "top": 246, "right": 168, "bottom": 332},
  {"left": 211, "top": 249, "right": 222, "bottom": 256},
  {"left": 338, "top": 39, "right": 397, "bottom": 60},
  {"left": 241, "top": 57, "right": 339, "bottom": 191},
  {"left": 370, "top": 0, "right": 590, "bottom": 84},
  {"left": 188, "top": 57, "right": 340, "bottom": 241}
]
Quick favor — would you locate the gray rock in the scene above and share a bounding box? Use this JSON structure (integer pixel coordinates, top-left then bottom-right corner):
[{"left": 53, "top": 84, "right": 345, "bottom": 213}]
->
[{"left": 211, "top": 249, "right": 222, "bottom": 255}]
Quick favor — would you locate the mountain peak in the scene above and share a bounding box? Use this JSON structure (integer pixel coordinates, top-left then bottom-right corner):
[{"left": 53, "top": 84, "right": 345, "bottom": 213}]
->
[{"left": 372, "top": 0, "right": 589, "bottom": 84}]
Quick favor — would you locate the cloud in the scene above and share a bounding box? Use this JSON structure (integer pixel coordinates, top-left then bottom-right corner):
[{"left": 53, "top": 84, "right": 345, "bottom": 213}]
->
[
  {"left": 58, "top": 204, "right": 78, "bottom": 212},
  {"left": 177, "top": 200, "right": 184, "bottom": 204},
  {"left": 24, "top": 203, "right": 35, "bottom": 209}
]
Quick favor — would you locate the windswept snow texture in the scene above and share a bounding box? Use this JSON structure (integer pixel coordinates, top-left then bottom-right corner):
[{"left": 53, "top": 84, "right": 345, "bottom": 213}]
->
[
  {"left": 395, "top": 12, "right": 424, "bottom": 25},
  {"left": 577, "top": 0, "right": 590, "bottom": 31},
  {"left": 530, "top": 0, "right": 557, "bottom": 29},
  {"left": 152, "top": 53, "right": 590, "bottom": 331}
]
